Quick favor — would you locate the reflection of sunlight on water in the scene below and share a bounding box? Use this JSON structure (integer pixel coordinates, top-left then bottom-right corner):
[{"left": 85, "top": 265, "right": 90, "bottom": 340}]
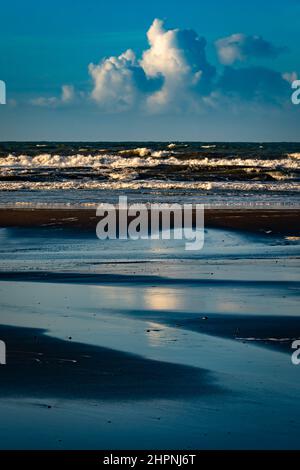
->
[
  {"left": 143, "top": 287, "right": 183, "bottom": 310},
  {"left": 88, "top": 285, "right": 184, "bottom": 312}
]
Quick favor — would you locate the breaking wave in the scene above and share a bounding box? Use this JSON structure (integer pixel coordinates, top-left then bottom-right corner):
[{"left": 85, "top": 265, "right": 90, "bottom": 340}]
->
[
  {"left": 0, "top": 180, "right": 298, "bottom": 192},
  {"left": 1, "top": 152, "right": 300, "bottom": 170}
]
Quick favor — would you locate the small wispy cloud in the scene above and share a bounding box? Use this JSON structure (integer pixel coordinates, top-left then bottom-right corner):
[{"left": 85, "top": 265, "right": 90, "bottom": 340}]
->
[{"left": 30, "top": 85, "right": 75, "bottom": 107}]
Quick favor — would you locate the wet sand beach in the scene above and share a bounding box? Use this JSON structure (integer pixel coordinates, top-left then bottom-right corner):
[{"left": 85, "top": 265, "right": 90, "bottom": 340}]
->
[{"left": 0, "top": 212, "right": 299, "bottom": 449}]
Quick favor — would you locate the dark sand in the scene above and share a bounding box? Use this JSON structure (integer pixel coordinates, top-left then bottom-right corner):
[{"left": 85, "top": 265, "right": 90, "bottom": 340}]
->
[
  {"left": 164, "top": 313, "right": 300, "bottom": 354},
  {"left": 0, "top": 324, "right": 222, "bottom": 401},
  {"left": 0, "top": 270, "right": 297, "bottom": 288},
  {"left": 0, "top": 207, "right": 299, "bottom": 235}
]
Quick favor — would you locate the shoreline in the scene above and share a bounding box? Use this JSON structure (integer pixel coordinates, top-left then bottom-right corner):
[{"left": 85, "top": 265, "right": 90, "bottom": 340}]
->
[{"left": 0, "top": 207, "right": 299, "bottom": 234}]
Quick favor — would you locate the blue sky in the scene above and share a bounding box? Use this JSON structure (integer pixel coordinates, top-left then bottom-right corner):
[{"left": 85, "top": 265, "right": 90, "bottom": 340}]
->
[{"left": 0, "top": 0, "right": 299, "bottom": 141}]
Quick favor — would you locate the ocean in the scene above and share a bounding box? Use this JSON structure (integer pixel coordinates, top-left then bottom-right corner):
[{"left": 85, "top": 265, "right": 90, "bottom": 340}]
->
[{"left": 0, "top": 141, "right": 299, "bottom": 207}]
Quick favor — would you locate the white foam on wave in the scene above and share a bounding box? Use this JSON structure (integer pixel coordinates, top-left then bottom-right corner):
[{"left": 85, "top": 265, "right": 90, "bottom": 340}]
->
[
  {"left": 288, "top": 152, "right": 300, "bottom": 158},
  {"left": 119, "top": 147, "right": 152, "bottom": 157},
  {"left": 1, "top": 153, "right": 300, "bottom": 170},
  {"left": 151, "top": 150, "right": 173, "bottom": 157},
  {"left": 0, "top": 180, "right": 298, "bottom": 192},
  {"left": 266, "top": 171, "right": 294, "bottom": 181}
]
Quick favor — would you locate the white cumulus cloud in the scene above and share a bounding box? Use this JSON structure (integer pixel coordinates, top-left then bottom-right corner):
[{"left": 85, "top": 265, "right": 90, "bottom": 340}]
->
[
  {"left": 89, "top": 49, "right": 140, "bottom": 112},
  {"left": 89, "top": 18, "right": 215, "bottom": 113}
]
